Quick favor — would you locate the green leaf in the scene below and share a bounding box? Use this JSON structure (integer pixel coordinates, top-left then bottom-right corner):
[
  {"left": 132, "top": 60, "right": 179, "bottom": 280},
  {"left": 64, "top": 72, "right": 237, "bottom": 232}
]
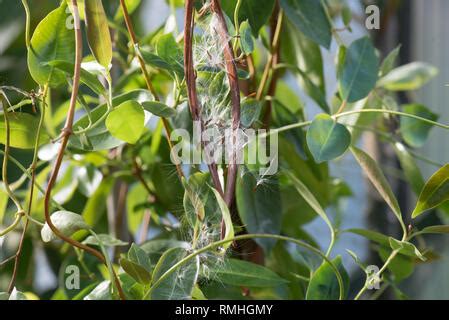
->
[
  {"left": 236, "top": 170, "right": 282, "bottom": 252},
  {"left": 287, "top": 172, "right": 334, "bottom": 241},
  {"left": 211, "top": 187, "right": 234, "bottom": 252},
  {"left": 210, "top": 259, "right": 289, "bottom": 288},
  {"left": 281, "top": 21, "right": 328, "bottom": 113},
  {"left": 151, "top": 247, "right": 199, "bottom": 300},
  {"left": 412, "top": 164, "right": 449, "bottom": 218},
  {"left": 400, "top": 104, "right": 438, "bottom": 148},
  {"left": 8, "top": 288, "right": 28, "bottom": 300},
  {"left": 389, "top": 238, "right": 426, "bottom": 261},
  {"left": 393, "top": 142, "right": 425, "bottom": 195},
  {"left": 106, "top": 100, "right": 145, "bottom": 144},
  {"left": 85, "top": 0, "right": 112, "bottom": 68},
  {"left": 378, "top": 62, "right": 438, "bottom": 91},
  {"left": 69, "top": 90, "right": 152, "bottom": 151},
  {"left": 350, "top": 147, "right": 403, "bottom": 223},
  {"left": 120, "top": 258, "right": 151, "bottom": 285},
  {"left": 0, "top": 112, "right": 49, "bottom": 149},
  {"left": 419, "top": 225, "right": 449, "bottom": 235},
  {"left": 378, "top": 247, "right": 414, "bottom": 282},
  {"left": 156, "top": 33, "right": 184, "bottom": 78},
  {"left": 41, "top": 211, "right": 91, "bottom": 243},
  {"left": 338, "top": 36, "right": 379, "bottom": 103},
  {"left": 82, "top": 234, "right": 128, "bottom": 247},
  {"left": 240, "top": 98, "right": 262, "bottom": 128},
  {"left": 280, "top": 0, "right": 332, "bottom": 49},
  {"left": 120, "top": 244, "right": 152, "bottom": 285},
  {"left": 380, "top": 45, "right": 401, "bottom": 76},
  {"left": 239, "top": 20, "right": 254, "bottom": 54},
  {"left": 306, "top": 114, "right": 351, "bottom": 163},
  {"left": 84, "top": 281, "right": 112, "bottom": 300},
  {"left": 128, "top": 244, "right": 152, "bottom": 273},
  {"left": 345, "top": 228, "right": 391, "bottom": 247},
  {"left": 222, "top": 0, "right": 276, "bottom": 36},
  {"left": 28, "top": 2, "right": 75, "bottom": 87},
  {"left": 306, "top": 256, "right": 349, "bottom": 300},
  {"left": 48, "top": 60, "right": 106, "bottom": 96},
  {"left": 141, "top": 101, "right": 176, "bottom": 118}
]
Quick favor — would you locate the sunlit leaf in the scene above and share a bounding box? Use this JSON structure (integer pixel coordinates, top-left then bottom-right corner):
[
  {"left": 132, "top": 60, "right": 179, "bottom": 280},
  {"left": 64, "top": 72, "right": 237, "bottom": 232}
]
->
[
  {"left": 106, "top": 101, "right": 145, "bottom": 144},
  {"left": 412, "top": 164, "right": 449, "bottom": 218},
  {"left": 378, "top": 62, "right": 438, "bottom": 91},
  {"left": 28, "top": 2, "right": 75, "bottom": 87}
]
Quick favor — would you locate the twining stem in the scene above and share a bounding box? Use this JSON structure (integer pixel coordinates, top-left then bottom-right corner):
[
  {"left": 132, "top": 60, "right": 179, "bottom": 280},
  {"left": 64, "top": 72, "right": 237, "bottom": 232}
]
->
[
  {"left": 8, "top": 85, "right": 47, "bottom": 293},
  {"left": 256, "top": 10, "right": 283, "bottom": 101},
  {"left": 210, "top": 0, "right": 242, "bottom": 209},
  {"left": 143, "top": 233, "right": 345, "bottom": 300},
  {"left": 21, "top": 0, "right": 31, "bottom": 48},
  {"left": 42, "top": 0, "right": 125, "bottom": 300},
  {"left": 119, "top": 0, "right": 185, "bottom": 180},
  {"left": 184, "top": 0, "right": 224, "bottom": 196},
  {"left": 0, "top": 150, "right": 65, "bottom": 211},
  {"left": 263, "top": 4, "right": 283, "bottom": 127},
  {"left": 0, "top": 93, "right": 25, "bottom": 237},
  {"left": 232, "top": 0, "right": 243, "bottom": 55}
]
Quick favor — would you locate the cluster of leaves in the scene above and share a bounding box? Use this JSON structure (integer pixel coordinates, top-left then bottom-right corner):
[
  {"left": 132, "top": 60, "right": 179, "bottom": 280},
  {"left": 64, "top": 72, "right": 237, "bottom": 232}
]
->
[{"left": 0, "top": 0, "right": 449, "bottom": 301}]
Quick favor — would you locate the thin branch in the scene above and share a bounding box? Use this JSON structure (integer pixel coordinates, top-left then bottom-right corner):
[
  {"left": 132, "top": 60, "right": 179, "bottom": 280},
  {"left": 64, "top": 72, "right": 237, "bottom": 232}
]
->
[{"left": 8, "top": 85, "right": 47, "bottom": 293}]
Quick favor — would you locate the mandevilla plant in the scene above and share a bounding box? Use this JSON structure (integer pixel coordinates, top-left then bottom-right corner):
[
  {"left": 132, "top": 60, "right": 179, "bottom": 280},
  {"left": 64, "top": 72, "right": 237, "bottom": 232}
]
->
[{"left": 0, "top": 0, "right": 448, "bottom": 301}]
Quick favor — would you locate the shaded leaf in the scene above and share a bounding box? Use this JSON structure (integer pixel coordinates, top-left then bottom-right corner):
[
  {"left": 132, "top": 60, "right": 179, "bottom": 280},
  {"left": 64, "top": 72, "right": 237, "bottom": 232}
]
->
[
  {"left": 210, "top": 259, "right": 289, "bottom": 288},
  {"left": 400, "top": 104, "right": 438, "bottom": 148},
  {"left": 236, "top": 169, "right": 281, "bottom": 252},
  {"left": 280, "top": 0, "right": 332, "bottom": 49},
  {"left": 306, "top": 256, "right": 349, "bottom": 300},
  {"left": 307, "top": 114, "right": 351, "bottom": 163},
  {"left": 48, "top": 60, "right": 106, "bottom": 96},
  {"left": 339, "top": 37, "right": 379, "bottom": 103},
  {"left": 351, "top": 147, "right": 403, "bottom": 223}
]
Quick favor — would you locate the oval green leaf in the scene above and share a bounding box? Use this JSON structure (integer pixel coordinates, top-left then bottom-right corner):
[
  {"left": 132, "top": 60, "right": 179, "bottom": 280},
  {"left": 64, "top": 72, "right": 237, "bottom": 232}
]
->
[
  {"left": 338, "top": 36, "right": 379, "bottom": 103},
  {"left": 28, "top": 3, "right": 75, "bottom": 87},
  {"left": 400, "top": 104, "right": 438, "bottom": 148},
  {"left": 307, "top": 114, "right": 351, "bottom": 163},
  {"left": 280, "top": 0, "right": 332, "bottom": 49},
  {"left": 106, "top": 100, "right": 145, "bottom": 144},
  {"left": 41, "top": 210, "right": 90, "bottom": 243}
]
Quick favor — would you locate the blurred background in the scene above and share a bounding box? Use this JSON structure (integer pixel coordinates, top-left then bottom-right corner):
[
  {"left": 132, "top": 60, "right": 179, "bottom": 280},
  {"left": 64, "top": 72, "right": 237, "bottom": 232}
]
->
[{"left": 0, "top": 0, "right": 448, "bottom": 299}]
